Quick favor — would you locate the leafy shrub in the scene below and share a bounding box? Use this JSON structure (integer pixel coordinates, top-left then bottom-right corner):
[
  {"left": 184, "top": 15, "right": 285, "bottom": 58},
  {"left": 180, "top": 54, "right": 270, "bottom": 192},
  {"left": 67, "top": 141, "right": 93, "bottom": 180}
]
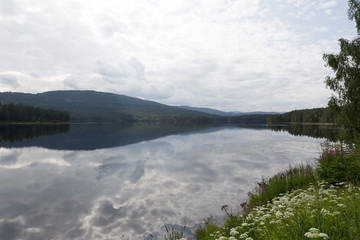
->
[{"left": 316, "top": 143, "right": 360, "bottom": 184}]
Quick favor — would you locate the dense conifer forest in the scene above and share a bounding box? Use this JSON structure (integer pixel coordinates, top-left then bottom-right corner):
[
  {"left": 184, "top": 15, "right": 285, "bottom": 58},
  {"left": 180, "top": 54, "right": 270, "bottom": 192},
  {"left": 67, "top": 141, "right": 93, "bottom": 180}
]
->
[
  {"left": 0, "top": 103, "right": 70, "bottom": 123},
  {"left": 266, "top": 108, "right": 337, "bottom": 124}
]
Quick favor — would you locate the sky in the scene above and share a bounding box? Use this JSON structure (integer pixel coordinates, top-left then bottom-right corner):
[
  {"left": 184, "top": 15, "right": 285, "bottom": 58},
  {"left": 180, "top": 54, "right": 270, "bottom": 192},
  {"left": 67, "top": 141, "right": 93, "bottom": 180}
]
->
[{"left": 0, "top": 0, "right": 357, "bottom": 112}]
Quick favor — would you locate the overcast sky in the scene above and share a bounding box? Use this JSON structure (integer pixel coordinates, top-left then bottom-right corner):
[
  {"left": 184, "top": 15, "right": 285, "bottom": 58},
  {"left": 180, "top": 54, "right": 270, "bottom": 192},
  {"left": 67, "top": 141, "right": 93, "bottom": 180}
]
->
[{"left": 0, "top": 0, "right": 357, "bottom": 112}]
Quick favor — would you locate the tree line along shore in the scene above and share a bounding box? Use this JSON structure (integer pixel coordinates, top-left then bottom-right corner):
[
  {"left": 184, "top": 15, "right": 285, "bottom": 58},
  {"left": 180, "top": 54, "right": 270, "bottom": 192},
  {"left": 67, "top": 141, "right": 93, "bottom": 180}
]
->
[{"left": 0, "top": 103, "right": 69, "bottom": 123}]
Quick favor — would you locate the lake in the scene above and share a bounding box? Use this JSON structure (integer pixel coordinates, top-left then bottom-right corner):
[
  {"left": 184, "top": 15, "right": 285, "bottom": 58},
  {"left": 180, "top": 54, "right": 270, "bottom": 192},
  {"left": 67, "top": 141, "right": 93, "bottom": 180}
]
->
[{"left": 0, "top": 124, "right": 338, "bottom": 240}]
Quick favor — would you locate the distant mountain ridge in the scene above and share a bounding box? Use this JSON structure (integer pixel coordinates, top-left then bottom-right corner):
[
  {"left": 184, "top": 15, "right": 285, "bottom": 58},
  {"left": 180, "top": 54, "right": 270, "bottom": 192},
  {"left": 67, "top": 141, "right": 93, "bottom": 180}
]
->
[
  {"left": 0, "top": 90, "right": 273, "bottom": 124},
  {"left": 179, "top": 106, "right": 281, "bottom": 116},
  {"left": 0, "top": 90, "right": 215, "bottom": 123}
]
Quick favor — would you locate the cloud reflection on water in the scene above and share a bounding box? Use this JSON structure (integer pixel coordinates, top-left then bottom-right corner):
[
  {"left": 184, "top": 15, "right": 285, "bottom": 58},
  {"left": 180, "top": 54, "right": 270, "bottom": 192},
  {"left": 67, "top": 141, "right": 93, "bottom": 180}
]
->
[{"left": 0, "top": 126, "right": 323, "bottom": 239}]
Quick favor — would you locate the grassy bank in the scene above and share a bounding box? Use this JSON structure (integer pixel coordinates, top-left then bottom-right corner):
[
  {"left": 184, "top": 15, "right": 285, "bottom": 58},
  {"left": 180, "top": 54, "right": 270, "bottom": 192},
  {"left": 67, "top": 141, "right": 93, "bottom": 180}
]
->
[{"left": 190, "top": 142, "right": 360, "bottom": 240}]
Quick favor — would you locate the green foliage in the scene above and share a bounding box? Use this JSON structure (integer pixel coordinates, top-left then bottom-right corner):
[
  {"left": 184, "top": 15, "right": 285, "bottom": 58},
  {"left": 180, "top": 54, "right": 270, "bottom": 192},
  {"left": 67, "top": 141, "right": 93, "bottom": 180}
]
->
[
  {"left": 203, "top": 182, "right": 360, "bottom": 240},
  {"left": 223, "top": 214, "right": 243, "bottom": 231},
  {"left": 195, "top": 216, "right": 220, "bottom": 240},
  {"left": 322, "top": 0, "right": 360, "bottom": 142},
  {"left": 316, "top": 142, "right": 360, "bottom": 184},
  {"left": 247, "top": 163, "right": 317, "bottom": 210},
  {"left": 0, "top": 103, "right": 69, "bottom": 122},
  {"left": 267, "top": 108, "right": 336, "bottom": 124},
  {"left": 349, "top": 0, "right": 360, "bottom": 33}
]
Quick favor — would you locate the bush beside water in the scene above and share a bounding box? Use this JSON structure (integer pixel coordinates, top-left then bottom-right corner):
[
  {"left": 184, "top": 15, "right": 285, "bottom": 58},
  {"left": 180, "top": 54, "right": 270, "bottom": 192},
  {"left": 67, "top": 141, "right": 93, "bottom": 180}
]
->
[{"left": 190, "top": 142, "right": 360, "bottom": 240}]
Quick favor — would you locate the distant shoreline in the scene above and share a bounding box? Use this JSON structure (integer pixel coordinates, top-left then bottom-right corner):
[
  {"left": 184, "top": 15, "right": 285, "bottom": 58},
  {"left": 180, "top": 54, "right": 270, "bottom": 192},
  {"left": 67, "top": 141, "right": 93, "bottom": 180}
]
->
[
  {"left": 267, "top": 122, "right": 335, "bottom": 126},
  {"left": 0, "top": 121, "right": 70, "bottom": 125}
]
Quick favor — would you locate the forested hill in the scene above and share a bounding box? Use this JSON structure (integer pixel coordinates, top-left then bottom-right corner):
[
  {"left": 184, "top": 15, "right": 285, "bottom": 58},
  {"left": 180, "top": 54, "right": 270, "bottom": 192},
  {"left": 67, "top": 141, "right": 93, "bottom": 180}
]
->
[
  {"left": 0, "top": 91, "right": 217, "bottom": 124},
  {"left": 267, "top": 107, "right": 337, "bottom": 124}
]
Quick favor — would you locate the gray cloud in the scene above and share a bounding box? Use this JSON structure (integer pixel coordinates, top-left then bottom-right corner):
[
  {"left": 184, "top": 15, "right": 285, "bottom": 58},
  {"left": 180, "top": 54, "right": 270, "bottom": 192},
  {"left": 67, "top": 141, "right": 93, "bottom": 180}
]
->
[
  {"left": 91, "top": 200, "right": 128, "bottom": 227},
  {"left": 0, "top": 74, "right": 19, "bottom": 88},
  {"left": 97, "top": 61, "right": 128, "bottom": 79},
  {"left": 0, "top": 152, "right": 19, "bottom": 165},
  {"left": 0, "top": 221, "right": 20, "bottom": 240},
  {"left": 128, "top": 160, "right": 145, "bottom": 183},
  {"left": 63, "top": 78, "right": 80, "bottom": 90},
  {"left": 0, "top": 0, "right": 17, "bottom": 16},
  {"left": 130, "top": 58, "right": 145, "bottom": 81}
]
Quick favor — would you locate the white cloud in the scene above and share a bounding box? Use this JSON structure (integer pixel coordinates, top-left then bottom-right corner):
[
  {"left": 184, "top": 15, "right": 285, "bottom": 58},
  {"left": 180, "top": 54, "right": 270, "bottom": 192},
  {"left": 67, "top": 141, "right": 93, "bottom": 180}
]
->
[
  {"left": 312, "top": 26, "right": 329, "bottom": 32},
  {"left": 324, "top": 9, "right": 332, "bottom": 15},
  {"left": 0, "top": 0, "right": 356, "bottom": 111},
  {"left": 319, "top": 0, "right": 338, "bottom": 9}
]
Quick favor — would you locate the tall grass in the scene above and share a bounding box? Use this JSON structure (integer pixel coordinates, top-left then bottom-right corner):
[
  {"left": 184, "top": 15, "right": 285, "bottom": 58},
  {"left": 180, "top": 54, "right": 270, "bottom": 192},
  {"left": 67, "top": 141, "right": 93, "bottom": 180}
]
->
[{"left": 247, "top": 163, "right": 316, "bottom": 210}]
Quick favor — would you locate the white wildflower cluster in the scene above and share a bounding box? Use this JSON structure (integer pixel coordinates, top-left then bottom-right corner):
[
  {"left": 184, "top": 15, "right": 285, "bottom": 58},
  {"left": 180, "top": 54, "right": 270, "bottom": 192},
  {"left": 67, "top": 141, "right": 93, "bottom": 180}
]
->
[
  {"left": 209, "top": 181, "right": 360, "bottom": 240},
  {"left": 304, "top": 228, "right": 329, "bottom": 239}
]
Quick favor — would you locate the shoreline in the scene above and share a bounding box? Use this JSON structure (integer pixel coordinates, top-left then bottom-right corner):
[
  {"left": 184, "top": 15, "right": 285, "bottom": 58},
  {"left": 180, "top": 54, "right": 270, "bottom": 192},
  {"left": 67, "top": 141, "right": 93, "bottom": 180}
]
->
[{"left": 0, "top": 121, "right": 70, "bottom": 125}]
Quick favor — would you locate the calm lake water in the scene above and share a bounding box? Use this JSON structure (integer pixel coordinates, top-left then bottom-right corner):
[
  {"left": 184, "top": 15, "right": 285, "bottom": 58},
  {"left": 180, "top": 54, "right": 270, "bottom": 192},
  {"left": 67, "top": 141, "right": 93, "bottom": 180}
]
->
[{"left": 0, "top": 124, "right": 337, "bottom": 240}]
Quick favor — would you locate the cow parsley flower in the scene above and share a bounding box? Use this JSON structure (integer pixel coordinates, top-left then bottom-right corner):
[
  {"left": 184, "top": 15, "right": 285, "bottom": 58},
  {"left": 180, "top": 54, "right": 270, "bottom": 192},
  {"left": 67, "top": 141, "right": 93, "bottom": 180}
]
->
[
  {"left": 239, "top": 232, "right": 248, "bottom": 239},
  {"left": 319, "top": 233, "right": 329, "bottom": 239},
  {"left": 304, "top": 228, "right": 329, "bottom": 239},
  {"left": 230, "top": 228, "right": 239, "bottom": 236}
]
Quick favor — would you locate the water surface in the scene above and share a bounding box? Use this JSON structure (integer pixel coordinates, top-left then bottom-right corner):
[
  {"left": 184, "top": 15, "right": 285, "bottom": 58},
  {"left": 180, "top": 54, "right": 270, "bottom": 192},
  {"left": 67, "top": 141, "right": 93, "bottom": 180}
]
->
[{"left": 0, "top": 124, "right": 333, "bottom": 239}]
